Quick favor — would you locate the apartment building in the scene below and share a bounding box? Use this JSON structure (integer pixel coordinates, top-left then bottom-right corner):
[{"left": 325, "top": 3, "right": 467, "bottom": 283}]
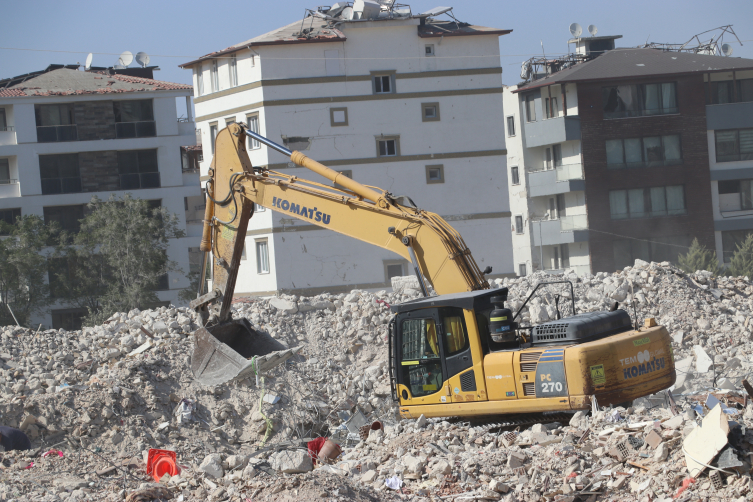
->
[
  {"left": 504, "top": 43, "right": 753, "bottom": 275},
  {"left": 0, "top": 65, "right": 201, "bottom": 328},
  {"left": 180, "top": 4, "right": 513, "bottom": 296}
]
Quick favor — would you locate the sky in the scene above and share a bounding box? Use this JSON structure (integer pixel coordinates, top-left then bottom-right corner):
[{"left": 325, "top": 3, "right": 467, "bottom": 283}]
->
[{"left": 2, "top": 0, "right": 753, "bottom": 117}]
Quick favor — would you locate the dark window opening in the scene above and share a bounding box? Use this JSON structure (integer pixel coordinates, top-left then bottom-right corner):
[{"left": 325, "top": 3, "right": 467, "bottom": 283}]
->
[
  {"left": 39, "top": 154, "right": 81, "bottom": 194},
  {"left": 602, "top": 82, "right": 677, "bottom": 119},
  {"left": 0, "top": 208, "right": 21, "bottom": 235},
  {"left": 715, "top": 129, "right": 753, "bottom": 163},
  {"left": 43, "top": 205, "right": 85, "bottom": 234},
  {"left": 117, "top": 150, "right": 160, "bottom": 189},
  {"left": 35, "top": 104, "right": 77, "bottom": 142}
]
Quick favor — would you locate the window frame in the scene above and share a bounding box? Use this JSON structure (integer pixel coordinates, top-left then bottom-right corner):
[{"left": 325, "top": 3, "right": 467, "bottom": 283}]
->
[
  {"left": 510, "top": 166, "right": 520, "bottom": 185},
  {"left": 209, "top": 122, "right": 218, "bottom": 154},
  {"left": 515, "top": 215, "right": 524, "bottom": 234},
  {"left": 371, "top": 71, "right": 396, "bottom": 95},
  {"left": 609, "top": 185, "right": 686, "bottom": 220},
  {"left": 506, "top": 116, "right": 515, "bottom": 137},
  {"left": 375, "top": 135, "right": 400, "bottom": 157},
  {"left": 0, "top": 158, "right": 10, "bottom": 184},
  {"left": 606, "top": 135, "right": 683, "bottom": 169},
  {"left": 425, "top": 164, "right": 444, "bottom": 184},
  {"left": 39, "top": 153, "right": 82, "bottom": 195},
  {"left": 229, "top": 54, "right": 238, "bottom": 87},
  {"left": 0, "top": 108, "right": 6, "bottom": 131},
  {"left": 329, "top": 107, "right": 348, "bottom": 127},
  {"left": 117, "top": 149, "right": 160, "bottom": 190},
  {"left": 255, "top": 238, "right": 270, "bottom": 274},
  {"left": 43, "top": 204, "right": 85, "bottom": 234},
  {"left": 196, "top": 66, "right": 204, "bottom": 96},
  {"left": 602, "top": 82, "right": 678, "bottom": 119},
  {"left": 425, "top": 44, "right": 435, "bottom": 56},
  {"left": 715, "top": 128, "right": 753, "bottom": 163},
  {"left": 518, "top": 263, "right": 527, "bottom": 277},
  {"left": 211, "top": 60, "right": 219, "bottom": 93},
  {"left": 246, "top": 113, "right": 260, "bottom": 150},
  {"left": 0, "top": 208, "right": 21, "bottom": 236},
  {"left": 525, "top": 94, "right": 536, "bottom": 122},
  {"left": 384, "top": 260, "right": 406, "bottom": 282},
  {"left": 421, "top": 102, "right": 440, "bottom": 122},
  {"left": 113, "top": 99, "right": 156, "bottom": 139}
]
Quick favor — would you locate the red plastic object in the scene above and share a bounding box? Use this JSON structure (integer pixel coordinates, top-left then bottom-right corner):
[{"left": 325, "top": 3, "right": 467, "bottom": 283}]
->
[
  {"left": 673, "top": 477, "right": 695, "bottom": 499},
  {"left": 307, "top": 437, "right": 327, "bottom": 463},
  {"left": 146, "top": 449, "right": 180, "bottom": 482}
]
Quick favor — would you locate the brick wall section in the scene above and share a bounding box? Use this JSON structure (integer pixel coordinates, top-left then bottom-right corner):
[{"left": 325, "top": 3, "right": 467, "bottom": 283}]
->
[
  {"left": 579, "top": 74, "right": 716, "bottom": 273},
  {"left": 74, "top": 101, "right": 116, "bottom": 141},
  {"left": 79, "top": 151, "right": 120, "bottom": 192}
]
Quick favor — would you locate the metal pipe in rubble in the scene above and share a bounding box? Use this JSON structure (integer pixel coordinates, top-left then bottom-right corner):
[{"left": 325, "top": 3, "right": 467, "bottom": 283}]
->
[{"left": 243, "top": 129, "right": 390, "bottom": 209}]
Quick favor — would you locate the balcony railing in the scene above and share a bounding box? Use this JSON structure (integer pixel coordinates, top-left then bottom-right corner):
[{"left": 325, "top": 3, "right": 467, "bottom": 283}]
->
[
  {"left": 116, "top": 121, "right": 156, "bottom": 139},
  {"left": 0, "top": 178, "right": 18, "bottom": 185},
  {"left": 37, "top": 125, "right": 77, "bottom": 143},
  {"left": 0, "top": 126, "right": 14, "bottom": 132},
  {"left": 119, "top": 173, "right": 161, "bottom": 190},
  {"left": 560, "top": 214, "right": 588, "bottom": 231},
  {"left": 555, "top": 163, "right": 584, "bottom": 181}
]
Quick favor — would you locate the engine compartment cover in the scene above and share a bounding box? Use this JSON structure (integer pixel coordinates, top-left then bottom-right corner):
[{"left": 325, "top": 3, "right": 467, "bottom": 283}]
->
[{"left": 531, "top": 309, "right": 632, "bottom": 347}]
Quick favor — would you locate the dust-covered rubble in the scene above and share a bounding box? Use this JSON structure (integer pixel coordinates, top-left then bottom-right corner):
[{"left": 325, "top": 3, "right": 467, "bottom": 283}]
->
[{"left": 2, "top": 259, "right": 753, "bottom": 500}]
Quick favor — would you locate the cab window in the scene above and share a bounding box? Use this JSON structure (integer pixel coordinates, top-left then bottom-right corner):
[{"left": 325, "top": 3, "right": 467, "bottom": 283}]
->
[
  {"left": 443, "top": 315, "right": 468, "bottom": 355},
  {"left": 401, "top": 318, "right": 442, "bottom": 397}
]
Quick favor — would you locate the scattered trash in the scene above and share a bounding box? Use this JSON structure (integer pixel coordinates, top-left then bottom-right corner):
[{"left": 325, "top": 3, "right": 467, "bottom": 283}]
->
[
  {"left": 174, "top": 399, "right": 195, "bottom": 424},
  {"left": 683, "top": 405, "right": 730, "bottom": 477},
  {"left": 40, "top": 450, "right": 63, "bottom": 458},
  {"left": 385, "top": 475, "right": 403, "bottom": 490},
  {"left": 146, "top": 449, "right": 180, "bottom": 483}
]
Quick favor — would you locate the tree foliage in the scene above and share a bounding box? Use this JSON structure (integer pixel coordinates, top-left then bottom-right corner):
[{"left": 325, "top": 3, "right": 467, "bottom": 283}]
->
[
  {"left": 677, "top": 238, "right": 722, "bottom": 275},
  {"left": 0, "top": 216, "right": 58, "bottom": 327},
  {"left": 728, "top": 234, "right": 753, "bottom": 278},
  {"left": 54, "top": 195, "right": 185, "bottom": 326}
]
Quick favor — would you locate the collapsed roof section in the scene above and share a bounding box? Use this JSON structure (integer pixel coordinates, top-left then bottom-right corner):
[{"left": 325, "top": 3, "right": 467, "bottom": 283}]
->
[{"left": 179, "top": 3, "right": 511, "bottom": 69}]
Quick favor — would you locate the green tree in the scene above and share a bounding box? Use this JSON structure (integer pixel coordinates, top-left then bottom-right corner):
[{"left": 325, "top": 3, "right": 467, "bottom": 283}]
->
[
  {"left": 678, "top": 238, "right": 722, "bottom": 275},
  {"left": 728, "top": 234, "right": 753, "bottom": 278},
  {"left": 55, "top": 195, "right": 185, "bottom": 325},
  {"left": 0, "top": 216, "right": 58, "bottom": 327}
]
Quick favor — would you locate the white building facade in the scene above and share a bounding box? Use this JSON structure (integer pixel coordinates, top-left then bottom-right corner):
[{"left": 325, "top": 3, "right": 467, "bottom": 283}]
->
[
  {"left": 182, "top": 8, "right": 514, "bottom": 296},
  {"left": 503, "top": 83, "right": 590, "bottom": 277},
  {"left": 0, "top": 66, "right": 200, "bottom": 328}
]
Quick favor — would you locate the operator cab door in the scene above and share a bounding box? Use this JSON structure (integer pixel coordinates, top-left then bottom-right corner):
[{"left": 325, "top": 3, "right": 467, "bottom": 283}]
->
[{"left": 394, "top": 307, "right": 475, "bottom": 406}]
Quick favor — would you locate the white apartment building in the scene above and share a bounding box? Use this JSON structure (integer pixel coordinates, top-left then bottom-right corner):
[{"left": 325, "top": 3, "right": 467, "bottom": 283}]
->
[
  {"left": 0, "top": 65, "right": 201, "bottom": 329},
  {"left": 181, "top": 4, "right": 513, "bottom": 296},
  {"left": 503, "top": 83, "right": 590, "bottom": 277}
]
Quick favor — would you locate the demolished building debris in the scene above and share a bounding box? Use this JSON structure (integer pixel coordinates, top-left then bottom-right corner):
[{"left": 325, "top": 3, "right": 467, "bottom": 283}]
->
[{"left": 2, "top": 259, "right": 753, "bottom": 500}]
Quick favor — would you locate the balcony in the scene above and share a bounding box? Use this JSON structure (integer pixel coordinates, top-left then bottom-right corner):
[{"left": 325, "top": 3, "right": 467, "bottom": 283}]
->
[
  {"left": 524, "top": 115, "right": 580, "bottom": 148},
  {"left": 531, "top": 217, "right": 589, "bottom": 246},
  {"left": 37, "top": 125, "right": 77, "bottom": 143},
  {"left": 0, "top": 126, "right": 16, "bottom": 146},
  {"left": 527, "top": 164, "right": 585, "bottom": 198},
  {"left": 116, "top": 121, "right": 156, "bottom": 139},
  {"left": 0, "top": 179, "right": 20, "bottom": 198},
  {"left": 706, "top": 101, "right": 753, "bottom": 131}
]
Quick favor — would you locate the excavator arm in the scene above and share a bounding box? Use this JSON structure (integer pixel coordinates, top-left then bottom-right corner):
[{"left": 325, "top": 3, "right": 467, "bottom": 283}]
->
[{"left": 189, "top": 123, "right": 489, "bottom": 385}]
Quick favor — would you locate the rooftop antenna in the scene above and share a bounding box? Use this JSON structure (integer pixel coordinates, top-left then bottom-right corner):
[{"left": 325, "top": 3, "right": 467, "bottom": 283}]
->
[
  {"left": 85, "top": 53, "right": 93, "bottom": 71},
  {"left": 135, "top": 52, "right": 150, "bottom": 68},
  {"left": 588, "top": 24, "right": 598, "bottom": 37},
  {"left": 721, "top": 43, "right": 734, "bottom": 56},
  {"left": 118, "top": 51, "right": 133, "bottom": 67}
]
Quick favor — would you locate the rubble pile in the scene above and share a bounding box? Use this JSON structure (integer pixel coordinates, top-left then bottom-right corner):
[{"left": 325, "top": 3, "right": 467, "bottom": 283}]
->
[{"left": 1, "top": 259, "right": 753, "bottom": 500}]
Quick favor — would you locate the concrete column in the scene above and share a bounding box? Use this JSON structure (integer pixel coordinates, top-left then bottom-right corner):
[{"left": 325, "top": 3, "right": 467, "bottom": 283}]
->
[{"left": 186, "top": 96, "right": 193, "bottom": 122}]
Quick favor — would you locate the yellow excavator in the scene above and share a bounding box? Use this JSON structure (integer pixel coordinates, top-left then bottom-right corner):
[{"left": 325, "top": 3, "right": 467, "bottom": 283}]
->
[{"left": 191, "top": 123, "right": 676, "bottom": 419}]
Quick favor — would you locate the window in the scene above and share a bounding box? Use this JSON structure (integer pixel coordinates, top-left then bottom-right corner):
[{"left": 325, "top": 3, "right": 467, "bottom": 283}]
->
[
  {"left": 443, "top": 313, "right": 468, "bottom": 355},
  {"left": 376, "top": 137, "right": 399, "bottom": 157},
  {"left": 506, "top": 116, "right": 515, "bottom": 137},
  {"left": 425, "top": 44, "right": 435, "bottom": 56},
  {"left": 209, "top": 123, "right": 218, "bottom": 154},
  {"left": 35, "top": 104, "right": 76, "bottom": 142},
  {"left": 525, "top": 95, "right": 536, "bottom": 122},
  {"left": 195, "top": 67, "right": 204, "bottom": 96},
  {"left": 0, "top": 208, "right": 21, "bottom": 236},
  {"left": 372, "top": 73, "right": 395, "bottom": 94},
  {"left": 400, "top": 317, "right": 443, "bottom": 397},
  {"left": 557, "top": 194, "right": 567, "bottom": 218},
  {"left": 718, "top": 179, "right": 753, "bottom": 211},
  {"left": 225, "top": 118, "right": 235, "bottom": 128},
  {"left": 609, "top": 186, "right": 685, "bottom": 219},
  {"left": 711, "top": 81, "right": 734, "bottom": 105},
  {"left": 715, "top": 129, "right": 753, "bottom": 162},
  {"left": 602, "top": 82, "right": 677, "bottom": 119},
  {"left": 515, "top": 215, "right": 524, "bottom": 234},
  {"left": 250, "top": 54, "right": 256, "bottom": 67},
  {"left": 246, "top": 115, "right": 260, "bottom": 149},
  {"left": 739, "top": 79, "right": 753, "bottom": 103},
  {"left": 211, "top": 60, "right": 219, "bottom": 92},
  {"left": 422, "top": 102, "right": 440, "bottom": 122},
  {"left": 39, "top": 154, "right": 81, "bottom": 194},
  {"left": 545, "top": 96, "right": 559, "bottom": 118},
  {"left": 0, "top": 158, "right": 9, "bottom": 184},
  {"left": 614, "top": 235, "right": 689, "bottom": 269},
  {"left": 229, "top": 54, "right": 238, "bottom": 87},
  {"left": 329, "top": 107, "right": 348, "bottom": 127},
  {"left": 113, "top": 100, "right": 155, "bottom": 138},
  {"left": 43, "top": 205, "right": 85, "bottom": 234},
  {"left": 606, "top": 135, "right": 682, "bottom": 169},
  {"left": 117, "top": 150, "right": 160, "bottom": 189},
  {"left": 0, "top": 108, "right": 6, "bottom": 131},
  {"left": 518, "top": 264, "right": 527, "bottom": 276},
  {"left": 256, "top": 239, "right": 270, "bottom": 274},
  {"left": 385, "top": 262, "right": 404, "bottom": 281},
  {"left": 511, "top": 166, "right": 519, "bottom": 185},
  {"left": 425, "top": 164, "right": 444, "bottom": 184},
  {"left": 722, "top": 230, "right": 753, "bottom": 263}
]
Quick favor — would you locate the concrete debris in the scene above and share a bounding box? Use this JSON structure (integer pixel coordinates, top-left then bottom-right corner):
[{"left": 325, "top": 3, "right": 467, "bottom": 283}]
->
[{"left": 4, "top": 262, "right": 753, "bottom": 499}]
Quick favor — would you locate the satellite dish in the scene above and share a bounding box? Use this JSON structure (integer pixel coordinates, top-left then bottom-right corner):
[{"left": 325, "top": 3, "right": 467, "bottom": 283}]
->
[
  {"left": 722, "top": 43, "right": 734, "bottom": 56},
  {"left": 85, "top": 53, "right": 93, "bottom": 71},
  {"left": 341, "top": 6, "right": 354, "bottom": 19},
  {"left": 135, "top": 52, "right": 150, "bottom": 67},
  {"left": 119, "top": 51, "right": 133, "bottom": 67},
  {"left": 588, "top": 24, "right": 598, "bottom": 36},
  {"left": 113, "top": 64, "right": 126, "bottom": 70},
  {"left": 569, "top": 23, "right": 582, "bottom": 38}
]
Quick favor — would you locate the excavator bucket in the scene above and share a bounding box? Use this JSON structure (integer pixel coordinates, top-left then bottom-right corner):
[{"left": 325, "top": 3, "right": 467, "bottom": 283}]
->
[
  {"left": 190, "top": 123, "right": 301, "bottom": 387},
  {"left": 191, "top": 318, "right": 301, "bottom": 386}
]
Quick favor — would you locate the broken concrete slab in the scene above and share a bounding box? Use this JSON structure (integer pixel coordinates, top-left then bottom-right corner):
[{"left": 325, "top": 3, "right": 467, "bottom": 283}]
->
[
  {"left": 269, "top": 450, "right": 313, "bottom": 474},
  {"left": 683, "top": 404, "right": 730, "bottom": 478},
  {"left": 693, "top": 345, "right": 714, "bottom": 374}
]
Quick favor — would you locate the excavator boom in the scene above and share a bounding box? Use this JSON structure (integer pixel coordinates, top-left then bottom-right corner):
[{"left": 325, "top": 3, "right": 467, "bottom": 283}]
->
[{"left": 190, "top": 123, "right": 488, "bottom": 385}]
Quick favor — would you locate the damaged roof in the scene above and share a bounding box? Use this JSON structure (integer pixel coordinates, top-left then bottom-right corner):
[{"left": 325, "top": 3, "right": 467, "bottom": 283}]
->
[
  {"left": 515, "top": 48, "right": 753, "bottom": 92},
  {"left": 0, "top": 68, "right": 192, "bottom": 98},
  {"left": 418, "top": 20, "right": 511, "bottom": 38}
]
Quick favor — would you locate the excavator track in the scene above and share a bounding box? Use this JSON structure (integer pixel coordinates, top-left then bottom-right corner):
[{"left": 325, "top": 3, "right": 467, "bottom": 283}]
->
[{"left": 448, "top": 412, "right": 576, "bottom": 432}]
